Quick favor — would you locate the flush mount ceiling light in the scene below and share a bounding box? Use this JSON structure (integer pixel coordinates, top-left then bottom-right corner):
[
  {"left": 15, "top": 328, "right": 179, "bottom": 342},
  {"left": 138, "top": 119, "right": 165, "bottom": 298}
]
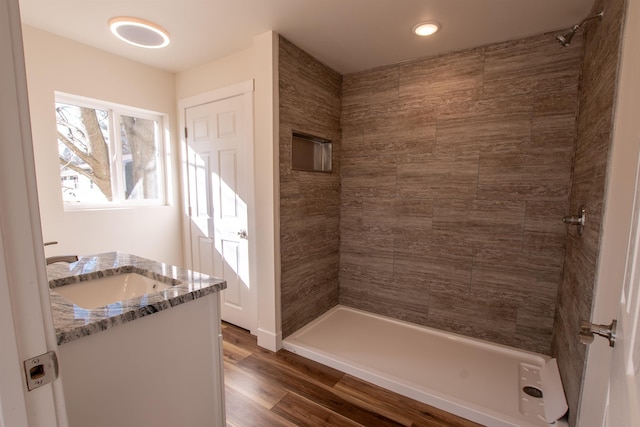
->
[
  {"left": 108, "top": 17, "right": 170, "bottom": 48},
  {"left": 412, "top": 22, "right": 440, "bottom": 37}
]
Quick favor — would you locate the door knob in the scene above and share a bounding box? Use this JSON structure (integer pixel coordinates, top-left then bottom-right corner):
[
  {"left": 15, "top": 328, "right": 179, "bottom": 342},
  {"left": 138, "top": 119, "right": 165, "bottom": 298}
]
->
[
  {"left": 580, "top": 319, "right": 617, "bottom": 347},
  {"left": 236, "top": 229, "right": 248, "bottom": 239}
]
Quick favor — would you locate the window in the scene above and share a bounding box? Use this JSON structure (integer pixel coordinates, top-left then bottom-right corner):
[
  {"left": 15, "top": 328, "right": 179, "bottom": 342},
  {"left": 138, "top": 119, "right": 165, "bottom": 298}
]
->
[{"left": 55, "top": 93, "right": 166, "bottom": 207}]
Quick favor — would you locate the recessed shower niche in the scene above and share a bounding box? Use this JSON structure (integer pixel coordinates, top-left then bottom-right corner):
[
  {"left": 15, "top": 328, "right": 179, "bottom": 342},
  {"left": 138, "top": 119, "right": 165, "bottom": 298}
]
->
[{"left": 291, "top": 131, "right": 332, "bottom": 173}]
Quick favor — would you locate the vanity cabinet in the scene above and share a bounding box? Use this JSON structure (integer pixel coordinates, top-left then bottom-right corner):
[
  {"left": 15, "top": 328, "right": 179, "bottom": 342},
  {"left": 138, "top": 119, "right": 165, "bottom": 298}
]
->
[
  {"left": 47, "top": 252, "right": 227, "bottom": 427},
  {"left": 58, "top": 292, "right": 225, "bottom": 427}
]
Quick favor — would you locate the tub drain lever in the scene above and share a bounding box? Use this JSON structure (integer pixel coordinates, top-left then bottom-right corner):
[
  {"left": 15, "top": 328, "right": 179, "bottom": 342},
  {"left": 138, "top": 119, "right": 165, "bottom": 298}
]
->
[{"left": 563, "top": 207, "right": 586, "bottom": 235}]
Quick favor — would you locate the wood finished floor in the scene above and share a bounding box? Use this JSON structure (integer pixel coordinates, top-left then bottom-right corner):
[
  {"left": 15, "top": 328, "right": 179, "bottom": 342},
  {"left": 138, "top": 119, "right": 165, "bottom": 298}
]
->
[{"left": 222, "top": 322, "right": 484, "bottom": 427}]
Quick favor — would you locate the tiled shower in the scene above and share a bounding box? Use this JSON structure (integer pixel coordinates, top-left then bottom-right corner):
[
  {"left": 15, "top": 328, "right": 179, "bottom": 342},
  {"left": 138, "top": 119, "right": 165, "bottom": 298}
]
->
[{"left": 279, "top": 0, "right": 625, "bottom": 424}]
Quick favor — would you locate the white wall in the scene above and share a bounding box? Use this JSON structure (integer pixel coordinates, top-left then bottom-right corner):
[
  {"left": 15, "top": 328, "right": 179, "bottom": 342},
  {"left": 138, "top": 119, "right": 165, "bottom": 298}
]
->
[
  {"left": 22, "top": 25, "right": 183, "bottom": 266},
  {"left": 21, "top": 24, "right": 280, "bottom": 349},
  {"left": 176, "top": 31, "right": 281, "bottom": 350}
]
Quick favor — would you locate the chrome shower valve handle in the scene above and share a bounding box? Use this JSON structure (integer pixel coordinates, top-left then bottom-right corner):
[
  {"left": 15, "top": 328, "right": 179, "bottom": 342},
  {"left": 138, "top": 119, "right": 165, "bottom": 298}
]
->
[{"left": 563, "top": 207, "right": 586, "bottom": 235}]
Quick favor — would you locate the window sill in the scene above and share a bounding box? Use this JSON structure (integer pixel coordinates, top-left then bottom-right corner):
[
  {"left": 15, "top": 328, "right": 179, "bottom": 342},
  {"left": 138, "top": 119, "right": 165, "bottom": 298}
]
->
[{"left": 63, "top": 202, "right": 169, "bottom": 212}]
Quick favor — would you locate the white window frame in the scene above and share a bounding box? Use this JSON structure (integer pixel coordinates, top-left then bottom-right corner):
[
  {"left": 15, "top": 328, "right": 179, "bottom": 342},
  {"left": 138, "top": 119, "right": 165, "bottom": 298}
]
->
[{"left": 55, "top": 92, "right": 168, "bottom": 210}]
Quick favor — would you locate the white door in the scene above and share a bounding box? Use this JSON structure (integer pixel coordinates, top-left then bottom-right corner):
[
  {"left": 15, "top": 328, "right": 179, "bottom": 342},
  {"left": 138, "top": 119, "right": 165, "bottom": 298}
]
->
[
  {"left": 1, "top": 0, "right": 68, "bottom": 424},
  {"left": 606, "top": 157, "right": 640, "bottom": 426},
  {"left": 185, "top": 93, "right": 256, "bottom": 332},
  {"left": 579, "top": 1, "right": 640, "bottom": 425},
  {"left": 602, "top": 0, "right": 640, "bottom": 421}
]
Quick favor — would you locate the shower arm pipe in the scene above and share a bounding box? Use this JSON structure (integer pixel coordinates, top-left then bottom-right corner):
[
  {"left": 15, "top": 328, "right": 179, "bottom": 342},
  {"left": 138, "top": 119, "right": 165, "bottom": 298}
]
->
[{"left": 577, "top": 11, "right": 604, "bottom": 29}]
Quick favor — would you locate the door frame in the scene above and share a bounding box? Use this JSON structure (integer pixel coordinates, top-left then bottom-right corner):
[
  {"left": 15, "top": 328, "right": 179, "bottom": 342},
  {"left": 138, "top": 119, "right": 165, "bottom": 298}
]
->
[
  {"left": 0, "top": 0, "right": 68, "bottom": 424},
  {"left": 578, "top": 0, "right": 639, "bottom": 424},
  {"left": 178, "top": 80, "right": 258, "bottom": 334}
]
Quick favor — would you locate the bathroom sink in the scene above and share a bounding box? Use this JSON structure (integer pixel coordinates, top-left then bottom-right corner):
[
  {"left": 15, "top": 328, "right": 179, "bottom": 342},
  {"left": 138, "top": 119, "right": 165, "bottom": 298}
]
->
[{"left": 53, "top": 273, "right": 172, "bottom": 309}]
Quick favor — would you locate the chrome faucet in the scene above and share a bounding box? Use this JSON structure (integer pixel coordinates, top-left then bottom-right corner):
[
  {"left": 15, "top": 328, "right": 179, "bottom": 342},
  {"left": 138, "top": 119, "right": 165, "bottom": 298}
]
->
[{"left": 46, "top": 255, "right": 79, "bottom": 265}]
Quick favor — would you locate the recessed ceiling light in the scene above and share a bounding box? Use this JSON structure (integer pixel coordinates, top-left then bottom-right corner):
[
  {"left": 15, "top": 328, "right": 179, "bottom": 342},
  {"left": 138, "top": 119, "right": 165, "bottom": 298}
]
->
[
  {"left": 413, "top": 22, "right": 440, "bottom": 37},
  {"left": 108, "top": 17, "right": 170, "bottom": 49}
]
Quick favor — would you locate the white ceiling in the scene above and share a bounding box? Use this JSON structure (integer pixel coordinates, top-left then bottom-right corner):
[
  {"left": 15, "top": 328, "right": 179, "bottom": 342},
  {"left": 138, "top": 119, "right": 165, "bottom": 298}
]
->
[{"left": 18, "top": 0, "right": 596, "bottom": 75}]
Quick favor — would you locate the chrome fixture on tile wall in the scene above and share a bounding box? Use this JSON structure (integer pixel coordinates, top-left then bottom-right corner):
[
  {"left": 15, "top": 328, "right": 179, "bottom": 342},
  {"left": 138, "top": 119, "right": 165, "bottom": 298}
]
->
[
  {"left": 563, "top": 206, "right": 586, "bottom": 236},
  {"left": 556, "top": 11, "right": 604, "bottom": 46},
  {"left": 579, "top": 319, "right": 617, "bottom": 347}
]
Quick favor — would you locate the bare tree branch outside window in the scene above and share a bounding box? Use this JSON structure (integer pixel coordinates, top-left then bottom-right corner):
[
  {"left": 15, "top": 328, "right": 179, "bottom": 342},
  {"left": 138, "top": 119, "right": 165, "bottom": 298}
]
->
[
  {"left": 121, "top": 116, "right": 158, "bottom": 200},
  {"left": 55, "top": 99, "right": 163, "bottom": 205}
]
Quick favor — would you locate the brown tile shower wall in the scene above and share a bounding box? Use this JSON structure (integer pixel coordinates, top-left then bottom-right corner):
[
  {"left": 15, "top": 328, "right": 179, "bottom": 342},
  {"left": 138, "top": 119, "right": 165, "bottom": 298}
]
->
[
  {"left": 339, "top": 32, "right": 583, "bottom": 354},
  {"left": 551, "top": 0, "right": 626, "bottom": 425},
  {"left": 279, "top": 37, "right": 342, "bottom": 337}
]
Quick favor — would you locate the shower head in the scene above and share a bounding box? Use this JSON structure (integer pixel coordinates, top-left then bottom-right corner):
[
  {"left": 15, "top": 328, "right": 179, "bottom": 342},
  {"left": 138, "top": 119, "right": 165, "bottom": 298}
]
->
[
  {"left": 556, "top": 11, "right": 604, "bottom": 46},
  {"left": 556, "top": 25, "right": 580, "bottom": 46}
]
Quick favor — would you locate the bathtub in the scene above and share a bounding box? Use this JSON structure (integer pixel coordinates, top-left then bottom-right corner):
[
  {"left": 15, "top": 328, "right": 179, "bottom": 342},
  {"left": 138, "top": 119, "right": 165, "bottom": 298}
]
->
[{"left": 283, "top": 305, "right": 568, "bottom": 427}]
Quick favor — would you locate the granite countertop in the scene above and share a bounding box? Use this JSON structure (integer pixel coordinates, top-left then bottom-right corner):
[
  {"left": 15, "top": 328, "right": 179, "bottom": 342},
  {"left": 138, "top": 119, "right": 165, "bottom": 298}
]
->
[{"left": 48, "top": 252, "right": 226, "bottom": 345}]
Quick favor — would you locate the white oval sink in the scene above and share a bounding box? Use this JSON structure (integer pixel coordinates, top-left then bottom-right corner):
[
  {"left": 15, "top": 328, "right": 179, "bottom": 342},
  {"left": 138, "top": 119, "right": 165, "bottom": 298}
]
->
[{"left": 53, "top": 273, "right": 172, "bottom": 309}]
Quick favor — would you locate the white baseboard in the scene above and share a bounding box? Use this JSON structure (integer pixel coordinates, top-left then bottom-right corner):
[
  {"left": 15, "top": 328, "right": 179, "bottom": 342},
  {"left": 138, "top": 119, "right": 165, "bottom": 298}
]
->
[{"left": 256, "top": 327, "right": 282, "bottom": 352}]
